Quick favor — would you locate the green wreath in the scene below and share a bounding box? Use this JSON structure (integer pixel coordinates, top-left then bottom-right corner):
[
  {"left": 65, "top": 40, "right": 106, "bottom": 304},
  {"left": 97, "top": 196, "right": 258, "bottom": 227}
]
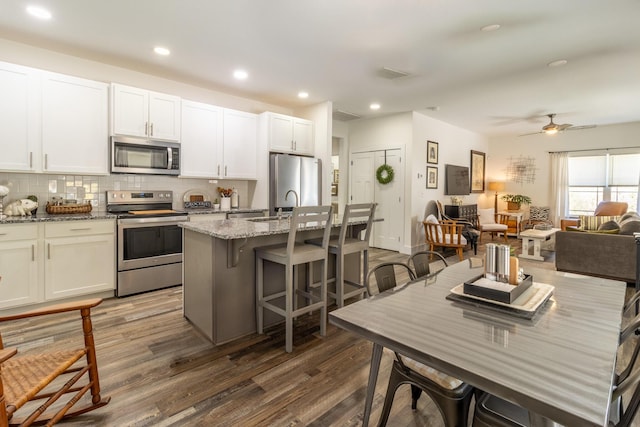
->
[{"left": 376, "top": 163, "right": 395, "bottom": 184}]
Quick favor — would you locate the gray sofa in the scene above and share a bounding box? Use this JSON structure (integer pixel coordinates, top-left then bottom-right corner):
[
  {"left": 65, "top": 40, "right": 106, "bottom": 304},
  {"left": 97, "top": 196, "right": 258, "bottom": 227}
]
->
[{"left": 555, "top": 231, "right": 637, "bottom": 283}]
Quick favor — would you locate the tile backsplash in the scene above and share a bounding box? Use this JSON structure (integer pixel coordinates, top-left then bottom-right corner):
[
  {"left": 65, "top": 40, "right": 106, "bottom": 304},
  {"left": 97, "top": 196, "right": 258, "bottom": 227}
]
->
[{"left": 0, "top": 173, "right": 253, "bottom": 210}]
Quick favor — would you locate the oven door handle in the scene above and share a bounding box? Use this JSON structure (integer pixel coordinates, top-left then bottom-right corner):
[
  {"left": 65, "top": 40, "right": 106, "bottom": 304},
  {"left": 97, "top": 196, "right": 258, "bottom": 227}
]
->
[{"left": 118, "top": 216, "right": 189, "bottom": 227}]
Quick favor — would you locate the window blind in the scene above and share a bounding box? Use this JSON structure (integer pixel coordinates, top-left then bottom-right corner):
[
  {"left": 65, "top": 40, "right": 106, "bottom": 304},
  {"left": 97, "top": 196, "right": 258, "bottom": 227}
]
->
[
  {"left": 610, "top": 153, "right": 640, "bottom": 186},
  {"left": 568, "top": 156, "right": 606, "bottom": 186}
]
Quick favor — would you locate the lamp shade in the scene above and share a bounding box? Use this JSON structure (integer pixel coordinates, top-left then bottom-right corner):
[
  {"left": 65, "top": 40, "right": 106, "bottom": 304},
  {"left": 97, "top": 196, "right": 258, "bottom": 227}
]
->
[{"left": 488, "top": 181, "right": 505, "bottom": 192}]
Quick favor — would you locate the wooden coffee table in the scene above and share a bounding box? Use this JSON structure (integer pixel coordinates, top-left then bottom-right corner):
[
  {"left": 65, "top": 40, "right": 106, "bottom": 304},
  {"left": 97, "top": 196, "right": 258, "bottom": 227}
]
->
[{"left": 519, "top": 227, "right": 561, "bottom": 261}]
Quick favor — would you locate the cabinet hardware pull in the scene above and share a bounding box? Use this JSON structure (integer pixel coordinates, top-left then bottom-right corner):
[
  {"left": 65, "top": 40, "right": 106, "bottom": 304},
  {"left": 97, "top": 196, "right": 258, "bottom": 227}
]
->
[
  {"left": 145, "top": 122, "right": 148, "bottom": 135},
  {"left": 150, "top": 123, "right": 154, "bottom": 136},
  {"left": 32, "top": 244, "right": 35, "bottom": 261},
  {"left": 294, "top": 140, "right": 297, "bottom": 150},
  {"left": 70, "top": 228, "right": 91, "bottom": 231},
  {"left": 217, "top": 165, "right": 220, "bottom": 176},
  {"left": 225, "top": 166, "right": 228, "bottom": 176},
  {"left": 29, "top": 152, "right": 33, "bottom": 168},
  {"left": 47, "top": 243, "right": 51, "bottom": 259},
  {"left": 291, "top": 140, "right": 294, "bottom": 150},
  {"left": 44, "top": 154, "right": 48, "bottom": 170},
  {"left": 0, "top": 233, "right": 7, "bottom": 236}
]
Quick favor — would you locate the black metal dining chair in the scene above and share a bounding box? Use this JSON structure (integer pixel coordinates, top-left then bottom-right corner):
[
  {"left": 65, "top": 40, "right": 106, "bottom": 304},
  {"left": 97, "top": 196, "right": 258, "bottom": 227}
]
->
[
  {"left": 472, "top": 313, "right": 640, "bottom": 427},
  {"left": 409, "top": 250, "right": 448, "bottom": 278},
  {"left": 365, "top": 263, "right": 475, "bottom": 427}
]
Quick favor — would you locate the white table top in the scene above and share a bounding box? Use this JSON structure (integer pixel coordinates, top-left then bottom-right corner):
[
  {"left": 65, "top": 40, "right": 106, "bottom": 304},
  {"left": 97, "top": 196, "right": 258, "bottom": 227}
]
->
[
  {"left": 330, "top": 260, "right": 626, "bottom": 426},
  {"left": 520, "top": 227, "right": 561, "bottom": 238}
]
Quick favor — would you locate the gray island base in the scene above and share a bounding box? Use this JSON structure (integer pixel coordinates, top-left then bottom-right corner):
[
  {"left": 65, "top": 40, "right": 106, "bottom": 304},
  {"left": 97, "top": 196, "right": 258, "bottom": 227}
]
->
[{"left": 181, "top": 217, "right": 368, "bottom": 345}]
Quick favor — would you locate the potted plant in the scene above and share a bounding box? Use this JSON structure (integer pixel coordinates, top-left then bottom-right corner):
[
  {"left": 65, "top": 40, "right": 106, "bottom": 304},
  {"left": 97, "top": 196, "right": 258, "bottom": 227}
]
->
[
  {"left": 501, "top": 194, "right": 532, "bottom": 211},
  {"left": 27, "top": 194, "right": 38, "bottom": 215},
  {"left": 213, "top": 198, "right": 220, "bottom": 211}
]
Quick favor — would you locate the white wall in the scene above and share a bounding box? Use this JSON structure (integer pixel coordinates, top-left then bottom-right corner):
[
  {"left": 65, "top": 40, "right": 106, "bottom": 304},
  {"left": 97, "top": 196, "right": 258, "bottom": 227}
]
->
[
  {"left": 487, "top": 121, "right": 640, "bottom": 212},
  {"left": 411, "top": 112, "right": 489, "bottom": 251},
  {"left": 347, "top": 112, "right": 488, "bottom": 253}
]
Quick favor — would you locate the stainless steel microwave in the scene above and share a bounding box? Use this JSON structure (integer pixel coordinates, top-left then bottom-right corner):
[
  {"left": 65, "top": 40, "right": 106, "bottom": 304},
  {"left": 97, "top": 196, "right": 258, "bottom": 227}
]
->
[{"left": 111, "top": 136, "right": 180, "bottom": 175}]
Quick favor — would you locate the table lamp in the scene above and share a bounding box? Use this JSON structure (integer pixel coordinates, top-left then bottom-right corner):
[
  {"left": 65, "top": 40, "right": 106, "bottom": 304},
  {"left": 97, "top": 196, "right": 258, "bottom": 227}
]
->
[{"left": 488, "top": 181, "right": 505, "bottom": 212}]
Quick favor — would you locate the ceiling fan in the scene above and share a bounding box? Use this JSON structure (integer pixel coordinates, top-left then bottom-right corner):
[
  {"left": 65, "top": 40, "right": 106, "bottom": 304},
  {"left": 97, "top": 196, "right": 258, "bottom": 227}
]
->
[{"left": 519, "top": 114, "right": 596, "bottom": 136}]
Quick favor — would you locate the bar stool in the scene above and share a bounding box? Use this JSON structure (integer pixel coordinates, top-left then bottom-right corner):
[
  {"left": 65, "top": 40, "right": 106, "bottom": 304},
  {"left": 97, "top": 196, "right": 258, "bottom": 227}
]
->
[
  {"left": 255, "top": 205, "right": 333, "bottom": 353},
  {"left": 306, "top": 203, "right": 376, "bottom": 308}
]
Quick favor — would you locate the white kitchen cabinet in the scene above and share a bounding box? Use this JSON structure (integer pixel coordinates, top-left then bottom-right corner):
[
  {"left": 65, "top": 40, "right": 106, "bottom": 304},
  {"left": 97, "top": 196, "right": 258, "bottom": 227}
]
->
[
  {"left": 0, "top": 224, "right": 40, "bottom": 309},
  {"left": 42, "top": 72, "right": 109, "bottom": 174},
  {"left": 180, "top": 100, "right": 223, "bottom": 178},
  {"left": 221, "top": 109, "right": 258, "bottom": 179},
  {"left": 111, "top": 83, "right": 181, "bottom": 141},
  {"left": 264, "top": 112, "right": 314, "bottom": 155},
  {"left": 0, "top": 61, "right": 40, "bottom": 172},
  {"left": 44, "top": 220, "right": 115, "bottom": 301}
]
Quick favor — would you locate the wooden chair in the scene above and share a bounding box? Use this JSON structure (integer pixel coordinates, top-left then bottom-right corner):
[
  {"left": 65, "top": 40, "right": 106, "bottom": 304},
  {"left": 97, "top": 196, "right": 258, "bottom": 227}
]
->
[
  {"left": 306, "top": 203, "right": 376, "bottom": 307},
  {"left": 435, "top": 200, "right": 479, "bottom": 255},
  {"left": 423, "top": 215, "right": 467, "bottom": 261},
  {"left": 0, "top": 298, "right": 109, "bottom": 426},
  {"left": 477, "top": 207, "right": 509, "bottom": 243},
  {"left": 255, "top": 205, "right": 333, "bottom": 353}
]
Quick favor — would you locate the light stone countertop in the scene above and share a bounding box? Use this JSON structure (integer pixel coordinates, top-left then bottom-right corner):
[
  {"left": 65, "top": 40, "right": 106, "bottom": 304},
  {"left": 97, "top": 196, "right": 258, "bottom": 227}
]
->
[
  {"left": 0, "top": 211, "right": 116, "bottom": 224},
  {"left": 180, "top": 216, "right": 378, "bottom": 240}
]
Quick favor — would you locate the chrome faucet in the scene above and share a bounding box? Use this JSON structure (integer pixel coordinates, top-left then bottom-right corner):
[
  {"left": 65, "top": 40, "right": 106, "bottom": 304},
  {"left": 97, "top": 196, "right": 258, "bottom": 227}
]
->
[{"left": 285, "top": 189, "right": 299, "bottom": 207}]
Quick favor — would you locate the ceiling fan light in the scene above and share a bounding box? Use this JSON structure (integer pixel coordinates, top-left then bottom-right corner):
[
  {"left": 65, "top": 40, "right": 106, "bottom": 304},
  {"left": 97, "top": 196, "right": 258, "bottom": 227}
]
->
[{"left": 544, "top": 128, "right": 558, "bottom": 135}]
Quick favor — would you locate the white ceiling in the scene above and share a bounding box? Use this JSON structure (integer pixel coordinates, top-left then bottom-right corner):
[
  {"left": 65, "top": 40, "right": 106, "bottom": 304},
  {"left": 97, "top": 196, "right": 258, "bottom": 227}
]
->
[{"left": 1, "top": 0, "right": 640, "bottom": 137}]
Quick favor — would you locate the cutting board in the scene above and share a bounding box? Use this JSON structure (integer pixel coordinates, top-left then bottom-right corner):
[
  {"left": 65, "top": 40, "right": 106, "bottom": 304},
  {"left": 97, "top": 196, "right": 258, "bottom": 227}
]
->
[{"left": 129, "top": 210, "right": 177, "bottom": 215}]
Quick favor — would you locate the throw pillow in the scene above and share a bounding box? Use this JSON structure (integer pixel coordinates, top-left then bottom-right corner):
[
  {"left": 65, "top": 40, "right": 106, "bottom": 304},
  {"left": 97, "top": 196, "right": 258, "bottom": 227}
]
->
[
  {"left": 620, "top": 219, "right": 640, "bottom": 235},
  {"left": 598, "top": 220, "right": 620, "bottom": 231},
  {"left": 425, "top": 214, "right": 443, "bottom": 241},
  {"left": 579, "top": 215, "right": 621, "bottom": 231}
]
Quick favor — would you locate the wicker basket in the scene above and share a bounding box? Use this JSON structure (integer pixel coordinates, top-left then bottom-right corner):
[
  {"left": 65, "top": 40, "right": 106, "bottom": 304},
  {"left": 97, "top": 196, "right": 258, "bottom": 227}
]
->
[{"left": 46, "top": 202, "right": 93, "bottom": 215}]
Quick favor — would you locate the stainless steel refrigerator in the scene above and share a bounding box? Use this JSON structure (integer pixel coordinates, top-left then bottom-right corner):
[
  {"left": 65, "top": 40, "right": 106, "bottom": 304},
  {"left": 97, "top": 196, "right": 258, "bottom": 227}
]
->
[{"left": 269, "top": 153, "right": 322, "bottom": 216}]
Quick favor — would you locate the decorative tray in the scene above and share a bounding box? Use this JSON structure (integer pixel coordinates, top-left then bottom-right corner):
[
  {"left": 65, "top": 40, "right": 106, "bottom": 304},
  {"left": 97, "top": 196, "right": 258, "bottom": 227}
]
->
[
  {"left": 463, "top": 274, "right": 533, "bottom": 304},
  {"left": 447, "top": 282, "right": 554, "bottom": 319}
]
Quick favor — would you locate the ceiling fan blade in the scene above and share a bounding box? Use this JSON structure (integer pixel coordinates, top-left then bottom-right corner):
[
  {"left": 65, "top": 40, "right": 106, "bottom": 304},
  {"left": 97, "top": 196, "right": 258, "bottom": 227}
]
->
[
  {"left": 518, "top": 131, "right": 544, "bottom": 137},
  {"left": 557, "top": 123, "right": 573, "bottom": 131},
  {"left": 565, "top": 124, "right": 597, "bottom": 131}
]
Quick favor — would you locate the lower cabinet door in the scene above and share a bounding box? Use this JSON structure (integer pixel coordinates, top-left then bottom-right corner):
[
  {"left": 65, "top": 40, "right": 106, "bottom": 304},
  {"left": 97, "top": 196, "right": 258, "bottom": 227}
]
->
[
  {"left": 0, "top": 240, "right": 39, "bottom": 309},
  {"left": 44, "top": 234, "right": 115, "bottom": 300}
]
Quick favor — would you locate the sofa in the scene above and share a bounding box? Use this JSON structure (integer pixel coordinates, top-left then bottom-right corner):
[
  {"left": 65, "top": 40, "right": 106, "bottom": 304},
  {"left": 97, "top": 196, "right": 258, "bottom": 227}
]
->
[{"left": 555, "top": 211, "right": 640, "bottom": 284}]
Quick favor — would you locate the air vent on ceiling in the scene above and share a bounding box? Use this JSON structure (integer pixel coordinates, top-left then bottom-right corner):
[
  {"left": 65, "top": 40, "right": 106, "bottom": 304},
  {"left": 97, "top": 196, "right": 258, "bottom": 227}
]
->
[
  {"left": 332, "top": 110, "right": 361, "bottom": 121},
  {"left": 378, "top": 67, "right": 410, "bottom": 79}
]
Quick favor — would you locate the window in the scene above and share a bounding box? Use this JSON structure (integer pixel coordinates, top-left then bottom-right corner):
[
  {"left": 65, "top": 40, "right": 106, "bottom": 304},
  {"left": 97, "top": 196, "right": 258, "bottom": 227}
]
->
[{"left": 568, "top": 153, "right": 640, "bottom": 216}]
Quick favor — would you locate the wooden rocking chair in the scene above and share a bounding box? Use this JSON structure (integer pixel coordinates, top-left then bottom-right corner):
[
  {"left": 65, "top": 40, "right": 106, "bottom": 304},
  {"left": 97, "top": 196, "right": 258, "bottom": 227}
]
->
[{"left": 0, "top": 298, "right": 109, "bottom": 426}]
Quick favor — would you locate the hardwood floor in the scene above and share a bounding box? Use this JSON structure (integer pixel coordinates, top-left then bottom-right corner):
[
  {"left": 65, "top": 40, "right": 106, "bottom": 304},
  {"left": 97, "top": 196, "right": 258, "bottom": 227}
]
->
[{"left": 2, "top": 240, "right": 637, "bottom": 426}]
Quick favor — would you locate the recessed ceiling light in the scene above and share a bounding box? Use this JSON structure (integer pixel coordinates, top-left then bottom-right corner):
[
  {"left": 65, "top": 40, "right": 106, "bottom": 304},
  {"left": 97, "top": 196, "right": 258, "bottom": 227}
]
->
[
  {"left": 298, "top": 91, "right": 309, "bottom": 99},
  {"left": 548, "top": 59, "right": 568, "bottom": 68},
  {"left": 153, "top": 47, "right": 170, "bottom": 56},
  {"left": 233, "top": 69, "right": 248, "bottom": 80},
  {"left": 370, "top": 103, "right": 381, "bottom": 110},
  {"left": 26, "top": 5, "right": 52, "bottom": 20},
  {"left": 481, "top": 24, "right": 501, "bottom": 32}
]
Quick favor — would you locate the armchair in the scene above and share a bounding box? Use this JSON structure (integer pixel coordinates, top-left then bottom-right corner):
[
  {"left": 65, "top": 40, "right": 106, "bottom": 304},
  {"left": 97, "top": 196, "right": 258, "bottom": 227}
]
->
[
  {"left": 424, "top": 214, "right": 467, "bottom": 261},
  {"left": 434, "top": 200, "right": 479, "bottom": 255},
  {"left": 0, "top": 297, "right": 109, "bottom": 425},
  {"left": 477, "top": 208, "right": 509, "bottom": 243}
]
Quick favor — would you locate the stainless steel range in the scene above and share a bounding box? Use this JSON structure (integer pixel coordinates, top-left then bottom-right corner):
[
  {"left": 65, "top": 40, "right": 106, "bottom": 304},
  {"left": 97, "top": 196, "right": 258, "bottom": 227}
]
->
[{"left": 107, "top": 190, "right": 189, "bottom": 297}]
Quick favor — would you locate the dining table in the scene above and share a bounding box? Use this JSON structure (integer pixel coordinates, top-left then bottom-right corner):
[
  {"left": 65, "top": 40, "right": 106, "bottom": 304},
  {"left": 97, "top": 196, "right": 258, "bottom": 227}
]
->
[{"left": 329, "top": 258, "right": 627, "bottom": 427}]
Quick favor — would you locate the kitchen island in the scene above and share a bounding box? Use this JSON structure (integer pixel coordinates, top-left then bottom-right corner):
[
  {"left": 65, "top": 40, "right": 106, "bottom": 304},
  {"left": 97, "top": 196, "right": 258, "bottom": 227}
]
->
[{"left": 180, "top": 216, "right": 370, "bottom": 344}]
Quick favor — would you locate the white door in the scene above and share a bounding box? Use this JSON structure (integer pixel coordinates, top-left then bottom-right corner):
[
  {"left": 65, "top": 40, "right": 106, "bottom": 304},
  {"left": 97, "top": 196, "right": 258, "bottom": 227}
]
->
[
  {"left": 349, "top": 149, "right": 404, "bottom": 251},
  {"left": 373, "top": 150, "right": 404, "bottom": 251},
  {"left": 349, "top": 152, "right": 375, "bottom": 204}
]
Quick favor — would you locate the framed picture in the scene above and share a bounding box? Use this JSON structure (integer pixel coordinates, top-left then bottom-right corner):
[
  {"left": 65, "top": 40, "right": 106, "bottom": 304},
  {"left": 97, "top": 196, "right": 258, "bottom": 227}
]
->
[
  {"left": 426, "top": 166, "right": 438, "bottom": 189},
  {"left": 427, "top": 141, "right": 439, "bottom": 164},
  {"left": 470, "top": 150, "right": 486, "bottom": 193}
]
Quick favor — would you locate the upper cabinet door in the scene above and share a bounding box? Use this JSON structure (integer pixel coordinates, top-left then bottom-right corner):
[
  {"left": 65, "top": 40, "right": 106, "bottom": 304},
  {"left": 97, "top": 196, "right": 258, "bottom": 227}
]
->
[
  {"left": 181, "top": 100, "right": 223, "bottom": 178},
  {"left": 222, "top": 109, "right": 257, "bottom": 179},
  {"left": 0, "top": 62, "right": 39, "bottom": 172},
  {"left": 111, "top": 84, "right": 149, "bottom": 137},
  {"left": 292, "top": 118, "right": 313, "bottom": 155},
  {"left": 42, "top": 72, "right": 109, "bottom": 174},
  {"left": 265, "top": 112, "right": 314, "bottom": 155},
  {"left": 111, "top": 83, "right": 181, "bottom": 141},
  {"left": 148, "top": 91, "right": 181, "bottom": 141}
]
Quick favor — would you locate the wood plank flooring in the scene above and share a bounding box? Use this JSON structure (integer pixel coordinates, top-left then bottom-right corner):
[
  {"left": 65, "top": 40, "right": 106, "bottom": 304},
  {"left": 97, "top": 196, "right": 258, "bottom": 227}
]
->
[{"left": 2, "top": 241, "right": 637, "bottom": 426}]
